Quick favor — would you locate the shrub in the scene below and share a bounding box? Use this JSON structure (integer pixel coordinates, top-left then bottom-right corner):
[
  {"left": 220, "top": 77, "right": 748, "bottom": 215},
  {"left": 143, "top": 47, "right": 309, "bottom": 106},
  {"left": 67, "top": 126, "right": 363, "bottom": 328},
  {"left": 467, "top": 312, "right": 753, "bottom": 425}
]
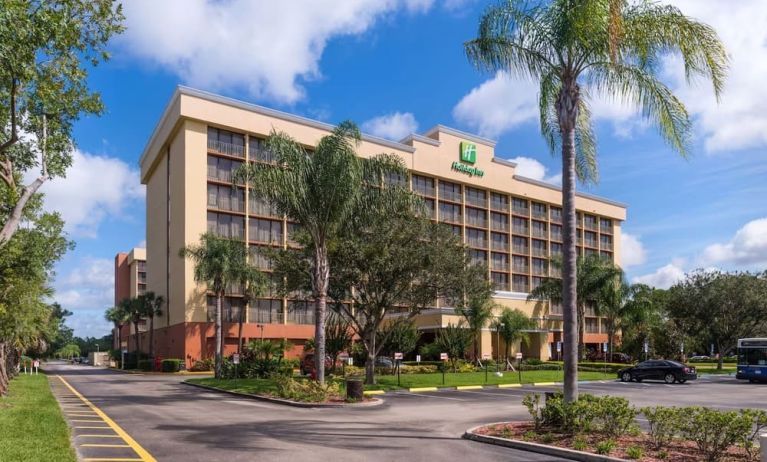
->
[
  {"left": 400, "top": 364, "right": 438, "bottom": 374},
  {"left": 522, "top": 393, "right": 544, "bottom": 430},
  {"left": 540, "top": 433, "right": 554, "bottom": 444},
  {"left": 137, "top": 359, "right": 153, "bottom": 371},
  {"left": 593, "top": 396, "right": 638, "bottom": 438},
  {"left": 678, "top": 406, "right": 753, "bottom": 462},
  {"left": 740, "top": 408, "right": 767, "bottom": 460},
  {"left": 190, "top": 359, "right": 213, "bottom": 372},
  {"left": 626, "top": 445, "right": 643, "bottom": 459},
  {"left": 540, "top": 392, "right": 596, "bottom": 434},
  {"left": 272, "top": 375, "right": 341, "bottom": 402},
  {"left": 572, "top": 436, "right": 587, "bottom": 451},
  {"left": 642, "top": 406, "right": 682, "bottom": 450},
  {"left": 657, "top": 450, "right": 668, "bottom": 459},
  {"left": 524, "top": 359, "right": 543, "bottom": 366},
  {"left": 161, "top": 359, "right": 183, "bottom": 373},
  {"left": 418, "top": 342, "right": 440, "bottom": 361},
  {"left": 595, "top": 439, "right": 616, "bottom": 455}
]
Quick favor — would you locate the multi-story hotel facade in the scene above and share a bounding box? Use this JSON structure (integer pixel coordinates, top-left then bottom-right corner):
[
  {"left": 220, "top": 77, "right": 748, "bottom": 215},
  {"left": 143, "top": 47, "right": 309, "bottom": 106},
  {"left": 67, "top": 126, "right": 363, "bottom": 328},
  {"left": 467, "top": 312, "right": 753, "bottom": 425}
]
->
[
  {"left": 139, "top": 87, "right": 626, "bottom": 367},
  {"left": 112, "top": 247, "right": 147, "bottom": 350}
]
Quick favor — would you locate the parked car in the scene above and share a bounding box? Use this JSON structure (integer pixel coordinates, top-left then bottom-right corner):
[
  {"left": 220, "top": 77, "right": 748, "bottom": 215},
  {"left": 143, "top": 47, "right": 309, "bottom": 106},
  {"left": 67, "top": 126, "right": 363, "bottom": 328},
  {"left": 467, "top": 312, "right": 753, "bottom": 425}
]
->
[
  {"left": 299, "top": 353, "right": 335, "bottom": 376},
  {"left": 689, "top": 355, "right": 710, "bottom": 361},
  {"left": 588, "top": 351, "right": 632, "bottom": 363},
  {"left": 618, "top": 360, "right": 697, "bottom": 384}
]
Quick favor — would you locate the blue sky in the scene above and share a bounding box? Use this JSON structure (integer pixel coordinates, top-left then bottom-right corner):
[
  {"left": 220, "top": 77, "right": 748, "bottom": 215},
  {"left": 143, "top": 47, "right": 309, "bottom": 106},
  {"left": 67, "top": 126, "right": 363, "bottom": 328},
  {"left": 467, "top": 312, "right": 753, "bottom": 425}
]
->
[{"left": 47, "top": 0, "right": 767, "bottom": 337}]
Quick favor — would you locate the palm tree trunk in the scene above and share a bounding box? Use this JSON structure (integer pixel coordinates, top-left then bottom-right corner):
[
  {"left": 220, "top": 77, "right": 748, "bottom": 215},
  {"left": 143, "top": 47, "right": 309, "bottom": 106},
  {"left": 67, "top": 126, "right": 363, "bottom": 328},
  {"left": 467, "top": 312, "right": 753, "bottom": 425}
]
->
[
  {"left": 558, "top": 81, "right": 580, "bottom": 402},
  {"left": 314, "top": 245, "right": 329, "bottom": 384},
  {"left": 237, "top": 304, "right": 244, "bottom": 356},
  {"left": 133, "top": 321, "right": 140, "bottom": 364},
  {"left": 149, "top": 316, "right": 155, "bottom": 361},
  {"left": 0, "top": 342, "right": 8, "bottom": 396},
  {"left": 215, "top": 292, "right": 223, "bottom": 379}
]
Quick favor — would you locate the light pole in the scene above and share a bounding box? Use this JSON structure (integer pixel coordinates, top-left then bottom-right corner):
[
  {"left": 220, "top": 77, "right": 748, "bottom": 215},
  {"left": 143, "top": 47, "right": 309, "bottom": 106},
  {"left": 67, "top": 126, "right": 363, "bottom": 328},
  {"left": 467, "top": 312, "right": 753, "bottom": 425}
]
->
[{"left": 256, "top": 324, "right": 264, "bottom": 341}]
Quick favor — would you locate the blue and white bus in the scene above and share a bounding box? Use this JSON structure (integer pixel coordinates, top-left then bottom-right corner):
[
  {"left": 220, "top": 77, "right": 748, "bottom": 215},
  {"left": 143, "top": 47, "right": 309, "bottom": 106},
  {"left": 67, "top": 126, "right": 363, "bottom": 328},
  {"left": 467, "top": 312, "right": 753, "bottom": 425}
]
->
[{"left": 736, "top": 338, "right": 767, "bottom": 383}]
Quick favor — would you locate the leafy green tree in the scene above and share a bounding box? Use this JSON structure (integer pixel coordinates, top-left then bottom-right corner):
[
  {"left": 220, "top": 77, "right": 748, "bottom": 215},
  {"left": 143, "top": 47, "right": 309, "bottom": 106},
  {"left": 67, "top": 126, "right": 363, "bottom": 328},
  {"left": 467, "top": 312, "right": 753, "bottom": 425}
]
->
[
  {"left": 57, "top": 343, "right": 80, "bottom": 360},
  {"left": 234, "top": 121, "right": 407, "bottom": 384},
  {"left": 0, "top": 0, "right": 124, "bottom": 244},
  {"left": 104, "top": 305, "right": 129, "bottom": 352},
  {"left": 379, "top": 318, "right": 421, "bottom": 361},
  {"left": 142, "top": 292, "right": 165, "bottom": 360},
  {"left": 494, "top": 308, "right": 535, "bottom": 365},
  {"left": 454, "top": 274, "right": 495, "bottom": 361},
  {"left": 436, "top": 323, "right": 473, "bottom": 372},
  {"left": 324, "top": 312, "right": 354, "bottom": 373},
  {"left": 598, "top": 281, "right": 654, "bottom": 358},
  {"left": 466, "top": 0, "right": 727, "bottom": 401},
  {"left": 180, "top": 233, "right": 258, "bottom": 378},
  {"left": 119, "top": 296, "right": 145, "bottom": 363},
  {"left": 238, "top": 268, "right": 266, "bottom": 355}
]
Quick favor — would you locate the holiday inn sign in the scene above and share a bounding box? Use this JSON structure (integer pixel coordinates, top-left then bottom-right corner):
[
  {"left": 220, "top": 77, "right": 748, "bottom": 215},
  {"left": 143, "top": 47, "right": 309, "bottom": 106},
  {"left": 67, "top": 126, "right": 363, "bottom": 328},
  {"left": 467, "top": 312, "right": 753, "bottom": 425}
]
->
[{"left": 452, "top": 141, "right": 484, "bottom": 177}]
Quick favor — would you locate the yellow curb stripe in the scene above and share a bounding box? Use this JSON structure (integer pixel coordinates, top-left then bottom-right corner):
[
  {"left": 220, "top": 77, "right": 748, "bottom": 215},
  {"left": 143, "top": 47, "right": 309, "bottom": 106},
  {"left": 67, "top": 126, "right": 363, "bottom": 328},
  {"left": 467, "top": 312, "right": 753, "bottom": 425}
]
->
[
  {"left": 57, "top": 375, "right": 157, "bottom": 462},
  {"left": 363, "top": 390, "right": 385, "bottom": 395},
  {"left": 533, "top": 382, "right": 557, "bottom": 386},
  {"left": 408, "top": 387, "right": 438, "bottom": 392},
  {"left": 455, "top": 385, "right": 483, "bottom": 390},
  {"left": 81, "top": 444, "right": 132, "bottom": 448},
  {"left": 497, "top": 383, "right": 522, "bottom": 388}
]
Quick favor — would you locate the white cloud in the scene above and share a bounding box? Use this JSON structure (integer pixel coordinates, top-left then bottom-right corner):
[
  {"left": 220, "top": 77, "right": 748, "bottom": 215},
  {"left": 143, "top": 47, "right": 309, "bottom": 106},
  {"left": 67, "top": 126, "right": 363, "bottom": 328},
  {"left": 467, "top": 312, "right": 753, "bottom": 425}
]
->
[
  {"left": 620, "top": 232, "right": 647, "bottom": 268},
  {"left": 507, "top": 156, "right": 561, "bottom": 184},
  {"left": 452, "top": 71, "right": 539, "bottom": 138},
  {"left": 701, "top": 218, "right": 767, "bottom": 267},
  {"left": 64, "top": 257, "right": 114, "bottom": 288},
  {"left": 34, "top": 150, "right": 144, "bottom": 238},
  {"left": 362, "top": 112, "right": 419, "bottom": 141},
  {"left": 120, "top": 1, "right": 442, "bottom": 104},
  {"left": 633, "top": 261, "right": 686, "bottom": 289},
  {"left": 54, "top": 258, "right": 116, "bottom": 338}
]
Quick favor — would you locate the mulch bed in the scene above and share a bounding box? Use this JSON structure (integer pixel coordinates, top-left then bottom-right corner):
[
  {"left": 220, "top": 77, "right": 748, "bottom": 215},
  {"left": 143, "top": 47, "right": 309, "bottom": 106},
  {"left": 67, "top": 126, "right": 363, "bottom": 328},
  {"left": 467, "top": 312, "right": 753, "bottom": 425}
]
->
[{"left": 475, "top": 422, "right": 755, "bottom": 461}]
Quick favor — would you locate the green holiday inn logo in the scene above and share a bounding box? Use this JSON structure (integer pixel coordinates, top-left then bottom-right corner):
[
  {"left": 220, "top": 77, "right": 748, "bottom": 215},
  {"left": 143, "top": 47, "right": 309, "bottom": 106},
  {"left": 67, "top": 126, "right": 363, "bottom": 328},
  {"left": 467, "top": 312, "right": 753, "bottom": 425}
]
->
[
  {"left": 453, "top": 141, "right": 484, "bottom": 177},
  {"left": 460, "top": 141, "right": 477, "bottom": 164}
]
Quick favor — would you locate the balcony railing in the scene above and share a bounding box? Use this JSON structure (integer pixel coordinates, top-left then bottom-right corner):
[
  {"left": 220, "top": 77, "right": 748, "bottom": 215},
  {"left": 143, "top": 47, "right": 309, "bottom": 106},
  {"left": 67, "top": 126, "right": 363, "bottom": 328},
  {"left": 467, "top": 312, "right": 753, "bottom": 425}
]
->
[
  {"left": 491, "top": 241, "right": 509, "bottom": 251},
  {"left": 468, "top": 238, "right": 488, "bottom": 248},
  {"left": 439, "top": 190, "right": 462, "bottom": 203},
  {"left": 249, "top": 145, "right": 274, "bottom": 163},
  {"left": 532, "top": 266, "right": 548, "bottom": 276},
  {"left": 491, "top": 220, "right": 509, "bottom": 231},
  {"left": 513, "top": 225, "right": 529, "bottom": 235},
  {"left": 491, "top": 261, "right": 509, "bottom": 271},
  {"left": 532, "top": 209, "right": 547, "bottom": 220},
  {"left": 550, "top": 232, "right": 563, "bottom": 242},
  {"left": 584, "top": 220, "right": 598, "bottom": 231},
  {"left": 466, "top": 217, "right": 487, "bottom": 228},
  {"left": 585, "top": 239, "right": 598, "bottom": 248},
  {"left": 208, "top": 139, "right": 245, "bottom": 158},
  {"left": 513, "top": 264, "right": 529, "bottom": 273},
  {"left": 550, "top": 212, "right": 562, "bottom": 224},
  {"left": 490, "top": 200, "right": 508, "bottom": 212},
  {"left": 512, "top": 205, "right": 529, "bottom": 216},
  {"left": 513, "top": 245, "right": 529, "bottom": 255},
  {"left": 532, "top": 247, "right": 547, "bottom": 258},
  {"left": 532, "top": 228, "right": 548, "bottom": 239}
]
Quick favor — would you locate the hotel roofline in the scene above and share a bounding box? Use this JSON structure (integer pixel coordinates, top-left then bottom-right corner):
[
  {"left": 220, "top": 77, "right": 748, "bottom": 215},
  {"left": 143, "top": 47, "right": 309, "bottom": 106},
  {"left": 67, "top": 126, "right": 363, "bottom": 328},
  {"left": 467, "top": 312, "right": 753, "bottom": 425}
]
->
[{"left": 139, "top": 85, "right": 626, "bottom": 210}]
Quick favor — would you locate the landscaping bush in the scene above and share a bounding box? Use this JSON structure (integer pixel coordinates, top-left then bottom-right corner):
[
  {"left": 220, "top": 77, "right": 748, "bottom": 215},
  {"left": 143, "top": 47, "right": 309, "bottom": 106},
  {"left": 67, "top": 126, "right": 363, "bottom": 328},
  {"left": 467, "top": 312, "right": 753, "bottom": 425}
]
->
[
  {"left": 189, "top": 359, "right": 213, "bottom": 372},
  {"left": 522, "top": 393, "right": 543, "bottom": 430},
  {"left": 271, "top": 375, "right": 341, "bottom": 402},
  {"left": 625, "top": 446, "right": 643, "bottom": 460},
  {"left": 402, "top": 360, "right": 443, "bottom": 367},
  {"left": 595, "top": 439, "right": 616, "bottom": 455},
  {"left": 740, "top": 409, "right": 767, "bottom": 460},
  {"left": 122, "top": 352, "right": 148, "bottom": 369},
  {"left": 137, "top": 359, "right": 153, "bottom": 371},
  {"left": 678, "top": 406, "right": 753, "bottom": 462},
  {"left": 539, "top": 392, "right": 597, "bottom": 434},
  {"left": 520, "top": 363, "right": 562, "bottom": 371},
  {"left": 524, "top": 358, "right": 544, "bottom": 366},
  {"left": 642, "top": 406, "right": 682, "bottom": 450},
  {"left": 161, "top": 359, "right": 183, "bottom": 373},
  {"left": 592, "top": 395, "right": 638, "bottom": 438},
  {"left": 400, "top": 364, "right": 438, "bottom": 374},
  {"left": 418, "top": 342, "right": 440, "bottom": 361}
]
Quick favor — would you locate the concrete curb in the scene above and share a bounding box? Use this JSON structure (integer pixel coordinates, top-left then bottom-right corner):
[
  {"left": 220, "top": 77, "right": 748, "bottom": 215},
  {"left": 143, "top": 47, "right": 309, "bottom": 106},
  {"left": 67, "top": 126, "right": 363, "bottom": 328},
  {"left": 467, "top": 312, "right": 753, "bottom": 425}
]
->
[
  {"left": 463, "top": 423, "right": 627, "bottom": 462},
  {"left": 182, "top": 381, "right": 383, "bottom": 408},
  {"left": 107, "top": 368, "right": 213, "bottom": 376},
  {"left": 408, "top": 387, "right": 439, "bottom": 392}
]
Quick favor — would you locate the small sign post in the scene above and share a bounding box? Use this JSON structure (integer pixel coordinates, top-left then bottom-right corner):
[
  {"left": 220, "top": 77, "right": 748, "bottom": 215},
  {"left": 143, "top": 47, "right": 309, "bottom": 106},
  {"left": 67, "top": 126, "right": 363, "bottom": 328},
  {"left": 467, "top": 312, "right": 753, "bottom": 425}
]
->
[
  {"left": 232, "top": 353, "right": 240, "bottom": 386},
  {"left": 121, "top": 349, "right": 127, "bottom": 370},
  {"left": 416, "top": 354, "right": 421, "bottom": 364},
  {"left": 339, "top": 352, "right": 349, "bottom": 376},
  {"left": 440, "top": 353, "right": 448, "bottom": 385},
  {"left": 643, "top": 340, "right": 649, "bottom": 361},
  {"left": 33, "top": 359, "right": 39, "bottom": 375},
  {"left": 515, "top": 352, "right": 523, "bottom": 384},
  {"left": 556, "top": 342, "right": 562, "bottom": 361},
  {"left": 482, "top": 353, "right": 491, "bottom": 383},
  {"left": 603, "top": 342, "right": 608, "bottom": 374},
  {"left": 394, "top": 353, "right": 403, "bottom": 387}
]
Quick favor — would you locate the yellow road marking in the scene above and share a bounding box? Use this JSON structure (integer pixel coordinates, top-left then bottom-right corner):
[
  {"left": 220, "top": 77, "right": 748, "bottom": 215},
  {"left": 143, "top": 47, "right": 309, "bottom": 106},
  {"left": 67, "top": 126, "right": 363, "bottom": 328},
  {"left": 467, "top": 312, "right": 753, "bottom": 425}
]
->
[
  {"left": 497, "top": 383, "right": 522, "bottom": 388},
  {"left": 363, "top": 390, "right": 385, "bottom": 395},
  {"left": 408, "top": 387, "right": 439, "bottom": 392},
  {"left": 455, "top": 385, "right": 483, "bottom": 390},
  {"left": 81, "top": 444, "right": 132, "bottom": 448},
  {"left": 533, "top": 382, "right": 557, "bottom": 386},
  {"left": 56, "top": 375, "right": 157, "bottom": 462}
]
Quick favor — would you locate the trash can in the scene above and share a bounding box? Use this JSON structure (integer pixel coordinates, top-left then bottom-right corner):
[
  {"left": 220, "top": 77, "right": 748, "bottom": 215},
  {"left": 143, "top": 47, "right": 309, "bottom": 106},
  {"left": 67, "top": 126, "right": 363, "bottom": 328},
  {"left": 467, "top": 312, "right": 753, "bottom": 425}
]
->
[{"left": 346, "top": 379, "right": 363, "bottom": 401}]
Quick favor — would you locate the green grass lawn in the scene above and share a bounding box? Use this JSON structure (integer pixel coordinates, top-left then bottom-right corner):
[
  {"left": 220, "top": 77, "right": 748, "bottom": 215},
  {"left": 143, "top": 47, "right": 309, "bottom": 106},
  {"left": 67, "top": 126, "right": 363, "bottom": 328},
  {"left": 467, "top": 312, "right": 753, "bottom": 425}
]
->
[
  {"left": 187, "top": 377, "right": 280, "bottom": 395},
  {"left": 0, "top": 374, "right": 76, "bottom": 462},
  {"left": 369, "top": 370, "right": 614, "bottom": 390}
]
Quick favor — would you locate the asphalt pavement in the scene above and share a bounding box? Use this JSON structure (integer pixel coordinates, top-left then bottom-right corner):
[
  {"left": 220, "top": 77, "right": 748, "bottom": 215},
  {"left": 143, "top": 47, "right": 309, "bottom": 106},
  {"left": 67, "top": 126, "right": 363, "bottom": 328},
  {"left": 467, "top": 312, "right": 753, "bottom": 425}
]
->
[{"left": 44, "top": 362, "right": 765, "bottom": 462}]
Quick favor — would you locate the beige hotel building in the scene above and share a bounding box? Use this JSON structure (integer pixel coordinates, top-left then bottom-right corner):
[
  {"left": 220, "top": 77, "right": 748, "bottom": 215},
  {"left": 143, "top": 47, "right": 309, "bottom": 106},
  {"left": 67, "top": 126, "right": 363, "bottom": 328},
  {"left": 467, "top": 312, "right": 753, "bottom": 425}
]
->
[{"left": 138, "top": 86, "right": 626, "bottom": 366}]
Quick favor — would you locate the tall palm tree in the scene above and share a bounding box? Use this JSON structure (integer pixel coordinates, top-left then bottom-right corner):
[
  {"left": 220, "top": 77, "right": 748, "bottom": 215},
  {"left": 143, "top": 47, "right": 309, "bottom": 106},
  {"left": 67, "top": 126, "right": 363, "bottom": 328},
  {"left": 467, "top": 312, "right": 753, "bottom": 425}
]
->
[
  {"left": 494, "top": 308, "right": 535, "bottom": 367},
  {"left": 466, "top": 0, "right": 727, "bottom": 401},
  {"left": 599, "top": 281, "right": 653, "bottom": 359},
  {"left": 456, "top": 297, "right": 496, "bottom": 362},
  {"left": 238, "top": 266, "right": 266, "bottom": 355},
  {"left": 104, "top": 305, "right": 128, "bottom": 352},
  {"left": 142, "top": 292, "right": 165, "bottom": 360},
  {"left": 180, "top": 233, "right": 254, "bottom": 378},
  {"left": 529, "top": 255, "right": 622, "bottom": 360},
  {"left": 120, "top": 296, "right": 145, "bottom": 363},
  {"left": 234, "top": 121, "right": 407, "bottom": 384}
]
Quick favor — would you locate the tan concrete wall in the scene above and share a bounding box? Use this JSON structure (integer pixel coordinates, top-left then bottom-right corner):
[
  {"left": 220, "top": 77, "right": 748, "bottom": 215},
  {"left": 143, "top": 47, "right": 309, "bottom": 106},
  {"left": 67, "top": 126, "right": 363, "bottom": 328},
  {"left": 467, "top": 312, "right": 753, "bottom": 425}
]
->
[{"left": 146, "top": 144, "right": 168, "bottom": 330}]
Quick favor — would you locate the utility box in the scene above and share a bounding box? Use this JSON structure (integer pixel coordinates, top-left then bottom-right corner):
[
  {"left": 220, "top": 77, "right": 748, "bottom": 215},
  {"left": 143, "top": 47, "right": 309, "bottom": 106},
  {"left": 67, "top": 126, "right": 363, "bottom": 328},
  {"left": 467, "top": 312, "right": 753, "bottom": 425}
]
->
[{"left": 89, "top": 352, "right": 110, "bottom": 367}]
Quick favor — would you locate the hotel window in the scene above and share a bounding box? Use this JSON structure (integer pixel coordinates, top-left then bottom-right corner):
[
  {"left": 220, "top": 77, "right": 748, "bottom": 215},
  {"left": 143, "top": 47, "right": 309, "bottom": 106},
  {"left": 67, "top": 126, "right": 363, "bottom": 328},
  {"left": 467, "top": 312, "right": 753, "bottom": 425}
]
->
[
  {"left": 531, "top": 276, "right": 544, "bottom": 290},
  {"left": 439, "top": 203, "right": 462, "bottom": 224},
  {"left": 600, "top": 234, "right": 613, "bottom": 250},
  {"left": 469, "top": 249, "right": 487, "bottom": 266},
  {"left": 531, "top": 220, "right": 547, "bottom": 238},
  {"left": 550, "top": 242, "right": 562, "bottom": 257},
  {"left": 439, "top": 181, "right": 462, "bottom": 202},
  {"left": 550, "top": 206, "right": 562, "bottom": 223},
  {"left": 601, "top": 251, "right": 613, "bottom": 260},
  {"left": 419, "top": 198, "right": 436, "bottom": 219},
  {"left": 490, "top": 212, "right": 509, "bottom": 231},
  {"left": 512, "top": 275, "right": 529, "bottom": 292},
  {"left": 207, "top": 184, "right": 245, "bottom": 212},
  {"left": 250, "top": 219, "right": 283, "bottom": 244},
  {"left": 287, "top": 222, "right": 302, "bottom": 246},
  {"left": 250, "top": 247, "right": 273, "bottom": 270},
  {"left": 585, "top": 318, "right": 600, "bottom": 333},
  {"left": 137, "top": 260, "right": 146, "bottom": 272},
  {"left": 287, "top": 300, "right": 315, "bottom": 325},
  {"left": 512, "top": 197, "right": 529, "bottom": 215},
  {"left": 491, "top": 252, "right": 509, "bottom": 271},
  {"left": 584, "top": 231, "right": 598, "bottom": 248},
  {"left": 584, "top": 214, "right": 598, "bottom": 230},
  {"left": 207, "top": 212, "right": 244, "bottom": 239},
  {"left": 600, "top": 218, "right": 613, "bottom": 233},
  {"left": 585, "top": 248, "right": 598, "bottom": 258},
  {"left": 249, "top": 194, "right": 280, "bottom": 217},
  {"left": 531, "top": 202, "right": 547, "bottom": 219},
  {"left": 550, "top": 224, "right": 563, "bottom": 241},
  {"left": 448, "top": 224, "right": 462, "bottom": 237},
  {"left": 491, "top": 232, "right": 509, "bottom": 251},
  {"left": 513, "top": 256, "right": 529, "bottom": 273},
  {"left": 207, "top": 296, "right": 244, "bottom": 323},
  {"left": 384, "top": 171, "right": 407, "bottom": 187},
  {"left": 490, "top": 192, "right": 509, "bottom": 212},
  {"left": 512, "top": 236, "right": 529, "bottom": 254},
  {"left": 576, "top": 212, "right": 583, "bottom": 228},
  {"left": 207, "top": 156, "right": 243, "bottom": 183},
  {"left": 412, "top": 175, "right": 435, "bottom": 197},
  {"left": 532, "top": 239, "right": 547, "bottom": 257},
  {"left": 467, "top": 228, "right": 487, "bottom": 248},
  {"left": 512, "top": 216, "right": 529, "bottom": 235},
  {"left": 248, "top": 137, "right": 274, "bottom": 163},
  {"left": 208, "top": 127, "right": 245, "bottom": 158},
  {"left": 249, "top": 299, "right": 283, "bottom": 324},
  {"left": 491, "top": 272, "right": 510, "bottom": 291},
  {"left": 532, "top": 258, "right": 548, "bottom": 276},
  {"left": 466, "top": 207, "right": 487, "bottom": 228},
  {"left": 465, "top": 187, "right": 486, "bottom": 208}
]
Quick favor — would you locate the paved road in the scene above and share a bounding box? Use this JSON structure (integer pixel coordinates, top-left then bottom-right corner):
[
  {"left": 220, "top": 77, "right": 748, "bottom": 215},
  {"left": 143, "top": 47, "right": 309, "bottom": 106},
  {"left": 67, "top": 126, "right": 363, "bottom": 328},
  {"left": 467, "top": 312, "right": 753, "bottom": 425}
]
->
[{"left": 45, "top": 362, "right": 765, "bottom": 462}]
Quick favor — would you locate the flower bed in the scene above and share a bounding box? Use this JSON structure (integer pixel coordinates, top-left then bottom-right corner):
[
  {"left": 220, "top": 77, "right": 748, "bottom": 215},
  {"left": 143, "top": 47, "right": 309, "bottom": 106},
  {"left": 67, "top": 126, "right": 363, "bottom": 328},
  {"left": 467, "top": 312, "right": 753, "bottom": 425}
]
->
[{"left": 470, "top": 393, "right": 766, "bottom": 462}]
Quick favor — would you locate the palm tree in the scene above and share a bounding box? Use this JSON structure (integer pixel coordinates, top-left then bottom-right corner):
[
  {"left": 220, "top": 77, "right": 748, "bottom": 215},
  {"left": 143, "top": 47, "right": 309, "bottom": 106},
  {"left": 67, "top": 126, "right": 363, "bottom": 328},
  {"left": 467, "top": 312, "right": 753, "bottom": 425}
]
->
[
  {"left": 142, "top": 292, "right": 165, "bottom": 360},
  {"left": 529, "top": 255, "right": 622, "bottom": 360},
  {"left": 180, "top": 233, "right": 254, "bottom": 378},
  {"left": 104, "top": 305, "right": 128, "bottom": 351},
  {"left": 599, "top": 281, "right": 653, "bottom": 359},
  {"left": 494, "top": 308, "right": 535, "bottom": 367},
  {"left": 466, "top": 0, "right": 726, "bottom": 401},
  {"left": 120, "top": 296, "right": 145, "bottom": 363},
  {"left": 234, "top": 121, "right": 407, "bottom": 384},
  {"left": 456, "top": 297, "right": 496, "bottom": 362},
  {"left": 238, "top": 266, "right": 266, "bottom": 355}
]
